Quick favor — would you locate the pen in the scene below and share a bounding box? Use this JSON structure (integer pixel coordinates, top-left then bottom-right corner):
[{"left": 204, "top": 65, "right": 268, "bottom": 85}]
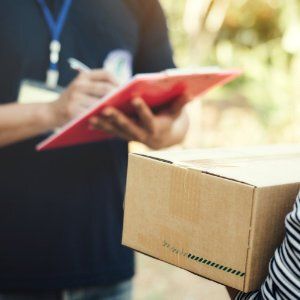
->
[{"left": 68, "top": 58, "right": 91, "bottom": 71}]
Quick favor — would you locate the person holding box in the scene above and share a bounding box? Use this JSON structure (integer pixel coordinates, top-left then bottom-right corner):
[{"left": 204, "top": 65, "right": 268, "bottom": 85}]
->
[
  {"left": 228, "top": 191, "right": 300, "bottom": 300},
  {"left": 0, "top": 1, "right": 188, "bottom": 299}
]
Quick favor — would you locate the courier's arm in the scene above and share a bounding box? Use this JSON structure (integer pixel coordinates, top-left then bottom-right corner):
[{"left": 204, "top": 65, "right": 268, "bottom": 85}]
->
[
  {"left": 0, "top": 70, "right": 116, "bottom": 148},
  {"left": 0, "top": 102, "right": 60, "bottom": 148},
  {"left": 227, "top": 192, "right": 300, "bottom": 300}
]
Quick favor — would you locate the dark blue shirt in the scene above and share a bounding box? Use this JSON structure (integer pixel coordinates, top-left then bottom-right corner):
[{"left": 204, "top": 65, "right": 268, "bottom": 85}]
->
[{"left": 0, "top": 0, "right": 174, "bottom": 290}]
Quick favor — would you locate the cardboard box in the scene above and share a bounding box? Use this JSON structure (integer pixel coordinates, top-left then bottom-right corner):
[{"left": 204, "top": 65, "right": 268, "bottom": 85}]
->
[{"left": 122, "top": 145, "right": 300, "bottom": 292}]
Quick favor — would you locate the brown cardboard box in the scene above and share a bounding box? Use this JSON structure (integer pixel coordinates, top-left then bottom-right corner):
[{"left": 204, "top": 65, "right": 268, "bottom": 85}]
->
[{"left": 122, "top": 145, "right": 300, "bottom": 292}]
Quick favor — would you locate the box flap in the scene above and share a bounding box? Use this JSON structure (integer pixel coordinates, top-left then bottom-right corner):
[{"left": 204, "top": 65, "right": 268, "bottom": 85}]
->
[{"left": 136, "top": 145, "right": 300, "bottom": 187}]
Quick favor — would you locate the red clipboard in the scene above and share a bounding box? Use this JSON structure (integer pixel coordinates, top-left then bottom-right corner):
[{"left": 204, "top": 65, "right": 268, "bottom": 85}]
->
[{"left": 37, "top": 68, "right": 242, "bottom": 151}]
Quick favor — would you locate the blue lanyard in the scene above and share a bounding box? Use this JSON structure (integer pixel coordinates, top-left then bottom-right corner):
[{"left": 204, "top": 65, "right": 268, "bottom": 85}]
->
[{"left": 37, "top": 0, "right": 73, "bottom": 87}]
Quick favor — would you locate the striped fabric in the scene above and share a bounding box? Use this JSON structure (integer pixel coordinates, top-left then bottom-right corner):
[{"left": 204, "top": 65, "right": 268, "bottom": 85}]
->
[{"left": 236, "top": 191, "right": 300, "bottom": 300}]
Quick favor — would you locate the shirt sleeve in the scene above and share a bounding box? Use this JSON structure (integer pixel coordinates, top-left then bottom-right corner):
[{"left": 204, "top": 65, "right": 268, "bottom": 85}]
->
[
  {"left": 235, "top": 191, "right": 300, "bottom": 300},
  {"left": 133, "top": 0, "right": 175, "bottom": 73}
]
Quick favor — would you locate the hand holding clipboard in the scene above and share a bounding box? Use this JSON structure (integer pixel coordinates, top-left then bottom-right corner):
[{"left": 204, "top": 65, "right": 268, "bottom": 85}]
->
[{"left": 37, "top": 67, "right": 242, "bottom": 151}]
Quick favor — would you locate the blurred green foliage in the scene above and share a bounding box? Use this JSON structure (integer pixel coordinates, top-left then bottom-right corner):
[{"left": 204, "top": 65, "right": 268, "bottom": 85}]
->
[{"left": 161, "top": 0, "right": 300, "bottom": 140}]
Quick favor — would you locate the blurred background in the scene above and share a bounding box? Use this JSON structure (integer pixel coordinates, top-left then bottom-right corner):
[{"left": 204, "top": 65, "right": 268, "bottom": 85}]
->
[{"left": 133, "top": 0, "right": 300, "bottom": 299}]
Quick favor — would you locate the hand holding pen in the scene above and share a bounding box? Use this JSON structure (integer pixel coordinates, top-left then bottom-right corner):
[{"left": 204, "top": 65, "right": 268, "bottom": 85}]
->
[
  {"left": 67, "top": 58, "right": 187, "bottom": 149},
  {"left": 46, "top": 59, "right": 118, "bottom": 128}
]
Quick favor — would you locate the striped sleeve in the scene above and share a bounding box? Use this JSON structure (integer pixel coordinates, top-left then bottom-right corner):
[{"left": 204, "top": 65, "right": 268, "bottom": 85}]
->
[{"left": 235, "top": 191, "right": 300, "bottom": 300}]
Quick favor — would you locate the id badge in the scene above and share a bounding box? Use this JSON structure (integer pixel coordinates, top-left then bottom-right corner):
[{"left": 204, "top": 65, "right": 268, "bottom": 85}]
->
[
  {"left": 103, "top": 49, "right": 133, "bottom": 85},
  {"left": 17, "top": 79, "right": 63, "bottom": 104}
]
